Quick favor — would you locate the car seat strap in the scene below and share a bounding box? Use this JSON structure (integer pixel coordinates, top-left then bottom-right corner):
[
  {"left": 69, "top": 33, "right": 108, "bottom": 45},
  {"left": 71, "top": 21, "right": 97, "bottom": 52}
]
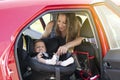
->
[{"left": 55, "top": 67, "right": 60, "bottom": 80}]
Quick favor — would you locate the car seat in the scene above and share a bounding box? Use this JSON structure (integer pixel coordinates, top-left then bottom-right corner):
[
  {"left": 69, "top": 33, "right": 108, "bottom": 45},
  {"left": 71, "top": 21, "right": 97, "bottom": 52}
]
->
[
  {"left": 17, "top": 34, "right": 27, "bottom": 80},
  {"left": 19, "top": 35, "right": 76, "bottom": 80}
]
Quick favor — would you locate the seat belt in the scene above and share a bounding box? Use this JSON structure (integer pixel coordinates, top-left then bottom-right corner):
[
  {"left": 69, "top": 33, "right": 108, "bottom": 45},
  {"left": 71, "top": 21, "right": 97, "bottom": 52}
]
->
[{"left": 55, "top": 67, "right": 60, "bottom": 80}]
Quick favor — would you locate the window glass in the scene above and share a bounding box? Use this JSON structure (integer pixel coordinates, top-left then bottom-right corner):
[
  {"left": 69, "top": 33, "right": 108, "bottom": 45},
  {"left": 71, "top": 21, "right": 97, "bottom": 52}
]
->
[
  {"left": 30, "top": 13, "right": 51, "bottom": 33},
  {"left": 30, "top": 20, "right": 44, "bottom": 33},
  {"left": 94, "top": 5, "right": 120, "bottom": 49},
  {"left": 43, "top": 13, "right": 51, "bottom": 25}
]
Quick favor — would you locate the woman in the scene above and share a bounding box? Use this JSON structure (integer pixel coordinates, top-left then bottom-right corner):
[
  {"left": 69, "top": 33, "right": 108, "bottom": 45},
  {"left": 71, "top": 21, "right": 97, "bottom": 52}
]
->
[{"left": 41, "top": 13, "right": 84, "bottom": 55}]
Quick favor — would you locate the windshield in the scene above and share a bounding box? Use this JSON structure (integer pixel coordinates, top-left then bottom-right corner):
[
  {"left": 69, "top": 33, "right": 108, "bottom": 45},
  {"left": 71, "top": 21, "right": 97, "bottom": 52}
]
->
[{"left": 94, "top": 5, "right": 120, "bottom": 49}]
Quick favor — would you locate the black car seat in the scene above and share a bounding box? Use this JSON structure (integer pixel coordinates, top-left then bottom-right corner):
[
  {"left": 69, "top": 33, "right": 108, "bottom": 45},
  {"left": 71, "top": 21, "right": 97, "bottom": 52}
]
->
[
  {"left": 19, "top": 35, "right": 76, "bottom": 80},
  {"left": 17, "top": 34, "right": 32, "bottom": 80}
]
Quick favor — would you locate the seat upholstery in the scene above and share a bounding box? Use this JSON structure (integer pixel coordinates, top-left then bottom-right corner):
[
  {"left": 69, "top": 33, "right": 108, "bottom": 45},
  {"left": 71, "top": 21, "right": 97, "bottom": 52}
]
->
[{"left": 80, "top": 19, "right": 94, "bottom": 38}]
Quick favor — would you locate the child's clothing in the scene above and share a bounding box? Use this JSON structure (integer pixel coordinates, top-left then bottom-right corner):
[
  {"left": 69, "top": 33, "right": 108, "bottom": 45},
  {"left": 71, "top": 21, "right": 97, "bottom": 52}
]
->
[{"left": 35, "top": 52, "right": 74, "bottom": 66}]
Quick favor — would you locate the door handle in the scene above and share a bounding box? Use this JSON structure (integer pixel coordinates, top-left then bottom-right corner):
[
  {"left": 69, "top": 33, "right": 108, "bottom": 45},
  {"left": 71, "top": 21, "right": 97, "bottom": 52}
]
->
[{"left": 104, "top": 62, "right": 112, "bottom": 69}]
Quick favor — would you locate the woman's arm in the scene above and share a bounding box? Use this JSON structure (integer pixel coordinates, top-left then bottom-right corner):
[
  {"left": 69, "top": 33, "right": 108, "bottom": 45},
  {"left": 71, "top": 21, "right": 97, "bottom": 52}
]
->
[
  {"left": 56, "top": 37, "right": 84, "bottom": 55},
  {"left": 41, "top": 21, "right": 54, "bottom": 38}
]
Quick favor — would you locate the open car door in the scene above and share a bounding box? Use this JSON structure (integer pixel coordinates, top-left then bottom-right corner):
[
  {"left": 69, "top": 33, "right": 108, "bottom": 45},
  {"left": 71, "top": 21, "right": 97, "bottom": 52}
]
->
[{"left": 103, "top": 49, "right": 120, "bottom": 80}]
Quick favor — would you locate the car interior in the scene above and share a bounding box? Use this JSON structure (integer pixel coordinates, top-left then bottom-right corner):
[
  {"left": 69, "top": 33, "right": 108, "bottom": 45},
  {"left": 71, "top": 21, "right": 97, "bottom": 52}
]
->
[{"left": 15, "top": 10, "right": 102, "bottom": 80}]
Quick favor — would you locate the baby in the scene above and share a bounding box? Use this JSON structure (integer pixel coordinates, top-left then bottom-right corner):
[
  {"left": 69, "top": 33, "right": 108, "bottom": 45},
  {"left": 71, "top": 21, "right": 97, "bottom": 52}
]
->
[{"left": 33, "top": 39, "right": 74, "bottom": 66}]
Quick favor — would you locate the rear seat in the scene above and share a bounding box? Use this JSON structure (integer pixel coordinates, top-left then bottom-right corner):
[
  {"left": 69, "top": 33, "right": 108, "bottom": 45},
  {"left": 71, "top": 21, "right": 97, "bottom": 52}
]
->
[{"left": 74, "top": 18, "right": 100, "bottom": 80}]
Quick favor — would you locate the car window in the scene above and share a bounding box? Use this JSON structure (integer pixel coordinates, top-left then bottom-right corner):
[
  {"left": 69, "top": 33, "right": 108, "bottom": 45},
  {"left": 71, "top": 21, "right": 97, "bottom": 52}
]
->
[
  {"left": 94, "top": 5, "right": 120, "bottom": 49},
  {"left": 30, "top": 20, "right": 44, "bottom": 33},
  {"left": 23, "top": 13, "right": 52, "bottom": 39},
  {"left": 42, "top": 13, "right": 51, "bottom": 25},
  {"left": 30, "top": 13, "right": 51, "bottom": 33}
]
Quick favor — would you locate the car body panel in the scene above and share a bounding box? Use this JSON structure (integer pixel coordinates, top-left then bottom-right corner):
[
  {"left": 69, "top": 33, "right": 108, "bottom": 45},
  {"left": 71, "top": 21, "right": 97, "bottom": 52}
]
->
[
  {"left": 0, "top": 0, "right": 120, "bottom": 80},
  {"left": 89, "top": 5, "right": 109, "bottom": 57},
  {"left": 104, "top": 49, "right": 120, "bottom": 80}
]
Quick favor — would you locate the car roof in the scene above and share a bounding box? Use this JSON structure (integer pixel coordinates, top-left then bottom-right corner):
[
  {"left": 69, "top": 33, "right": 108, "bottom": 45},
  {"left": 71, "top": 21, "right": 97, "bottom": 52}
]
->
[{"left": 0, "top": 0, "right": 92, "bottom": 9}]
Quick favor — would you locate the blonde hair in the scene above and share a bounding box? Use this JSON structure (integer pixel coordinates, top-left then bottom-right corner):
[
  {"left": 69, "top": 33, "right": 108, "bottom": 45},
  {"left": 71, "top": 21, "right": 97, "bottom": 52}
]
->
[
  {"left": 55, "top": 13, "right": 81, "bottom": 43},
  {"left": 55, "top": 13, "right": 69, "bottom": 37}
]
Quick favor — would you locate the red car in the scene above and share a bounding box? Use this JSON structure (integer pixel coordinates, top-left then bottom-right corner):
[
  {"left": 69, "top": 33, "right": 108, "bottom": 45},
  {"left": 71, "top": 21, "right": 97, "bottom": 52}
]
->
[{"left": 0, "top": 0, "right": 120, "bottom": 80}]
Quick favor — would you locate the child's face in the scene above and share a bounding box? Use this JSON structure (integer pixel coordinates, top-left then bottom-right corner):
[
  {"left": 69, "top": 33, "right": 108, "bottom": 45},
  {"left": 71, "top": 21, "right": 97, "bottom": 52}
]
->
[{"left": 34, "top": 41, "right": 46, "bottom": 53}]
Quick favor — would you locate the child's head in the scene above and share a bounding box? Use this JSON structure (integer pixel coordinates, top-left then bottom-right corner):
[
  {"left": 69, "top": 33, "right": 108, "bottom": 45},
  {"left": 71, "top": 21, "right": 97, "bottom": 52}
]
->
[{"left": 34, "top": 39, "right": 46, "bottom": 53}]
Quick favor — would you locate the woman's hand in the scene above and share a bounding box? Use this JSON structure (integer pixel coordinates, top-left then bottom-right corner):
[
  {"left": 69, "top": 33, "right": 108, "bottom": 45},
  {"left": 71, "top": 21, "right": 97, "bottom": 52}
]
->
[{"left": 56, "top": 45, "right": 68, "bottom": 55}]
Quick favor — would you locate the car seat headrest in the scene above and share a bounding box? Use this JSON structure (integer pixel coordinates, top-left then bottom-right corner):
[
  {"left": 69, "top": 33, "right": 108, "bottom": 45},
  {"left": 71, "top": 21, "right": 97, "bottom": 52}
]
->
[
  {"left": 76, "top": 16, "right": 82, "bottom": 25},
  {"left": 80, "top": 19, "right": 94, "bottom": 38},
  {"left": 24, "top": 35, "right": 34, "bottom": 55}
]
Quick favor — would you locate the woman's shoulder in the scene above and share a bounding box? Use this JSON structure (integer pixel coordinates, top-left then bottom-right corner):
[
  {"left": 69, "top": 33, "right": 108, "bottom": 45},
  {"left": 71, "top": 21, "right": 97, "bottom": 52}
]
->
[{"left": 43, "top": 21, "right": 56, "bottom": 38}]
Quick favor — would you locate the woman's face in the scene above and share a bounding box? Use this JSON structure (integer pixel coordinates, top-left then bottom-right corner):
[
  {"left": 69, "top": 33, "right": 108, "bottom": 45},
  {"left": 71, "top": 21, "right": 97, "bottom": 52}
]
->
[
  {"left": 34, "top": 41, "right": 46, "bottom": 53},
  {"left": 57, "top": 14, "right": 67, "bottom": 32}
]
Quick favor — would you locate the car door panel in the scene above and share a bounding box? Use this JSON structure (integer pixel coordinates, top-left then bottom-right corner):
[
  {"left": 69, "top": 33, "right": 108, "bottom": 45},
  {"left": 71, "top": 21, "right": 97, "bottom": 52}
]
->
[{"left": 103, "top": 49, "right": 120, "bottom": 80}]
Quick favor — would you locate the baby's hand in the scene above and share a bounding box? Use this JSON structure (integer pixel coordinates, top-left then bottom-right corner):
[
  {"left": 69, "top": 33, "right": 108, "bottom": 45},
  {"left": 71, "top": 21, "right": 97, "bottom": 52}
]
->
[{"left": 37, "top": 53, "right": 43, "bottom": 59}]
